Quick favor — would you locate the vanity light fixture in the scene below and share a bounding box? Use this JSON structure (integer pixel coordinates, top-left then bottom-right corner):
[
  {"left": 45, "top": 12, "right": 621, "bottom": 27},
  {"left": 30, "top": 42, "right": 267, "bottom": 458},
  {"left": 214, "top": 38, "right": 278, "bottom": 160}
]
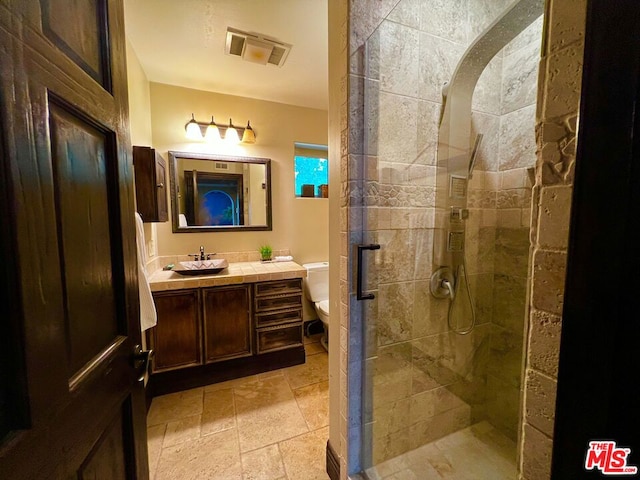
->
[
  {"left": 241, "top": 121, "right": 256, "bottom": 144},
  {"left": 185, "top": 114, "right": 202, "bottom": 140},
  {"left": 224, "top": 118, "right": 240, "bottom": 144},
  {"left": 204, "top": 116, "right": 221, "bottom": 142},
  {"left": 184, "top": 114, "right": 256, "bottom": 144}
]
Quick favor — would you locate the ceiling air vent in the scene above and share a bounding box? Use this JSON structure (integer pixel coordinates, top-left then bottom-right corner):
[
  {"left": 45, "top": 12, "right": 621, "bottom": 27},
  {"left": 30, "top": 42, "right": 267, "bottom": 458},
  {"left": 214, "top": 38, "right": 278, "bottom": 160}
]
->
[{"left": 225, "top": 27, "right": 292, "bottom": 67}]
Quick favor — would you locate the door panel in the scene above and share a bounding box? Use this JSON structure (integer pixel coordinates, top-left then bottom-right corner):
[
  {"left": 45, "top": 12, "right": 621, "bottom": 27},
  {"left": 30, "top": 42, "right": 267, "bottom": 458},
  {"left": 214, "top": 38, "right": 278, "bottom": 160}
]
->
[
  {"left": 203, "top": 285, "right": 252, "bottom": 362},
  {"left": 78, "top": 405, "right": 129, "bottom": 480},
  {"left": 49, "top": 98, "right": 122, "bottom": 377},
  {"left": 40, "top": 0, "right": 112, "bottom": 90},
  {"left": 0, "top": 0, "right": 147, "bottom": 478}
]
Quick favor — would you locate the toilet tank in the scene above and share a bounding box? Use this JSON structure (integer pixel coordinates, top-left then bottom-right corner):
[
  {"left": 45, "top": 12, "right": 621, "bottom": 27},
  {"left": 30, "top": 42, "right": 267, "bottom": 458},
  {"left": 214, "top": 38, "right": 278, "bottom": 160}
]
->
[{"left": 303, "top": 262, "right": 329, "bottom": 302}]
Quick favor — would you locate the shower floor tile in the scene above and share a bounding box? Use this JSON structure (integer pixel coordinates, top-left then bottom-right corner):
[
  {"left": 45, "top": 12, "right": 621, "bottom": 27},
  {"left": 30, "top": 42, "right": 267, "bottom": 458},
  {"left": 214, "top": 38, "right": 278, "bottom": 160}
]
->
[{"left": 365, "top": 421, "right": 517, "bottom": 480}]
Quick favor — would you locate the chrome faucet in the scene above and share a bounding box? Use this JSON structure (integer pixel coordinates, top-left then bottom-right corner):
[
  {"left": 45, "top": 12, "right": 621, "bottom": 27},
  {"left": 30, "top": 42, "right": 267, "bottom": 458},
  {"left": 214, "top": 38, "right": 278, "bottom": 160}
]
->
[{"left": 199, "top": 245, "right": 205, "bottom": 260}]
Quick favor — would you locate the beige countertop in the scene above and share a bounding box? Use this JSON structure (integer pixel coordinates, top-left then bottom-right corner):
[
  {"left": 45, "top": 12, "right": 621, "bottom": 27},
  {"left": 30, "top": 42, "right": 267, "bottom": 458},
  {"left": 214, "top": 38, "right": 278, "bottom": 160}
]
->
[{"left": 148, "top": 261, "right": 307, "bottom": 292}]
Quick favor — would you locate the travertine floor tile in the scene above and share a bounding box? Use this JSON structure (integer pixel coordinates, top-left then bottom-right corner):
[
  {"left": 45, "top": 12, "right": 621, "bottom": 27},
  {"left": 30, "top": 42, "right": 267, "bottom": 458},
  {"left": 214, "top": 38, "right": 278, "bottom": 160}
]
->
[
  {"left": 155, "top": 428, "right": 241, "bottom": 480},
  {"left": 147, "top": 424, "right": 166, "bottom": 479},
  {"left": 284, "top": 351, "right": 328, "bottom": 389},
  {"left": 163, "top": 414, "right": 201, "bottom": 448},
  {"left": 147, "top": 351, "right": 330, "bottom": 479},
  {"left": 279, "top": 427, "right": 330, "bottom": 480},
  {"left": 241, "top": 444, "right": 286, "bottom": 480},
  {"left": 202, "top": 388, "right": 236, "bottom": 436},
  {"left": 304, "top": 332, "right": 323, "bottom": 344},
  {"left": 204, "top": 375, "right": 259, "bottom": 392},
  {"left": 147, "top": 387, "right": 203, "bottom": 426},
  {"left": 305, "top": 341, "right": 326, "bottom": 356},
  {"left": 234, "top": 376, "right": 308, "bottom": 452},
  {"left": 372, "top": 421, "right": 516, "bottom": 480},
  {"left": 294, "top": 381, "right": 329, "bottom": 430}
]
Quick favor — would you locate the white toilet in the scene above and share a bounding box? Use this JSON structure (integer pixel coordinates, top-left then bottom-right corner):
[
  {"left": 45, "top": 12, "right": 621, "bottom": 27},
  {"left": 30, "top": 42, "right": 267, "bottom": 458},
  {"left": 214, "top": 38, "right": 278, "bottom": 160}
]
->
[{"left": 303, "top": 262, "right": 330, "bottom": 351}]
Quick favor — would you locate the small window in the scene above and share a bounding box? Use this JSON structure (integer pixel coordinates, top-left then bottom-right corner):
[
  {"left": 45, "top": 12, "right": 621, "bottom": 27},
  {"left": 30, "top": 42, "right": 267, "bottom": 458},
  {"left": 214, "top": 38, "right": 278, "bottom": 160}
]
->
[{"left": 294, "top": 142, "right": 328, "bottom": 198}]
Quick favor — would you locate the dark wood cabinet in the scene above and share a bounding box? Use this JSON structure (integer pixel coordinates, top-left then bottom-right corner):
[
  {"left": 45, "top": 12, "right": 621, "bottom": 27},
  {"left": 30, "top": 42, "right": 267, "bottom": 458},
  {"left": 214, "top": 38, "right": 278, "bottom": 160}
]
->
[
  {"left": 133, "top": 145, "right": 168, "bottom": 222},
  {"left": 148, "top": 289, "right": 201, "bottom": 372},
  {"left": 147, "top": 279, "right": 304, "bottom": 395},
  {"left": 202, "top": 285, "right": 253, "bottom": 362},
  {"left": 254, "top": 279, "right": 303, "bottom": 354}
]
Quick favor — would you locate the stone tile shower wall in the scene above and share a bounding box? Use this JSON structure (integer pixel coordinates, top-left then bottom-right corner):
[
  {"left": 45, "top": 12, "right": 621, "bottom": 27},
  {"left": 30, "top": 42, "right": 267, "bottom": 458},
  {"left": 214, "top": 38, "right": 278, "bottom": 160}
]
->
[
  {"left": 342, "top": 0, "right": 588, "bottom": 477},
  {"left": 519, "top": 0, "right": 586, "bottom": 478},
  {"left": 346, "top": 0, "right": 544, "bottom": 467}
]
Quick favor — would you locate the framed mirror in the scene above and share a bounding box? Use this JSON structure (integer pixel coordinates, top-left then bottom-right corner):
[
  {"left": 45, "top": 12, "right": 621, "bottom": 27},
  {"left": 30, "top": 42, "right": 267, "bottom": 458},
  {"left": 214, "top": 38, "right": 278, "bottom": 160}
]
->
[{"left": 168, "top": 151, "right": 272, "bottom": 232}]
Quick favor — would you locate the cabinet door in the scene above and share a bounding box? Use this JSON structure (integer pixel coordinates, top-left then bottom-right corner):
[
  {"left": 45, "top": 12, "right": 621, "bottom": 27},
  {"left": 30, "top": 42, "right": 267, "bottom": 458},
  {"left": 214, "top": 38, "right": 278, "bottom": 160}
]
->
[
  {"left": 202, "top": 285, "right": 253, "bottom": 363},
  {"left": 149, "top": 289, "right": 201, "bottom": 372},
  {"left": 132, "top": 145, "right": 168, "bottom": 222}
]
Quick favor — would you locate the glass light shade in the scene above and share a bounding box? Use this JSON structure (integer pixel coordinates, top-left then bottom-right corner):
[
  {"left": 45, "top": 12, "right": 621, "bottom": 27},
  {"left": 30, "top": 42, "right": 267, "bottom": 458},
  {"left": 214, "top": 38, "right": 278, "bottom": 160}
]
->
[
  {"left": 241, "top": 121, "right": 256, "bottom": 144},
  {"left": 185, "top": 114, "right": 202, "bottom": 140},
  {"left": 205, "top": 117, "right": 221, "bottom": 143},
  {"left": 224, "top": 119, "right": 240, "bottom": 144}
]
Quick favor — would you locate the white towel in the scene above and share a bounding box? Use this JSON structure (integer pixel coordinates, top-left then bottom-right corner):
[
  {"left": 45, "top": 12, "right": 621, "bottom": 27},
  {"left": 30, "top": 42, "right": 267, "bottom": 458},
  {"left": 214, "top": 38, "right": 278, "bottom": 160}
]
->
[{"left": 135, "top": 212, "right": 157, "bottom": 331}]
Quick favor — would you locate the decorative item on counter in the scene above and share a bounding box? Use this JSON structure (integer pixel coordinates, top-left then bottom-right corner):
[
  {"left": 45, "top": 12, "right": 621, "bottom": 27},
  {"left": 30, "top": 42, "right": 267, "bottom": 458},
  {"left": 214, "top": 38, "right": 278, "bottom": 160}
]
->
[
  {"left": 301, "top": 184, "right": 315, "bottom": 197},
  {"left": 274, "top": 255, "right": 293, "bottom": 262},
  {"left": 259, "top": 244, "right": 273, "bottom": 262},
  {"left": 318, "top": 184, "right": 328, "bottom": 198},
  {"left": 163, "top": 264, "right": 175, "bottom": 270}
]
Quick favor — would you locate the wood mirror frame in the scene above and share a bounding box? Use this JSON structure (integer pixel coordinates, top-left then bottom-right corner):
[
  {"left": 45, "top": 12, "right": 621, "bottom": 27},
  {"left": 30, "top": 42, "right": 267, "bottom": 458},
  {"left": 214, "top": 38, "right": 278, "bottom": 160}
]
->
[{"left": 168, "top": 151, "right": 272, "bottom": 233}]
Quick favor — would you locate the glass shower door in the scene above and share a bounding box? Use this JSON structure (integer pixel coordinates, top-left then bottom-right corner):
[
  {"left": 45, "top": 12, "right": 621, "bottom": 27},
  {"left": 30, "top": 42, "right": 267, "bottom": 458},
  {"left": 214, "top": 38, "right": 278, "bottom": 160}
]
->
[{"left": 356, "top": 1, "right": 543, "bottom": 477}]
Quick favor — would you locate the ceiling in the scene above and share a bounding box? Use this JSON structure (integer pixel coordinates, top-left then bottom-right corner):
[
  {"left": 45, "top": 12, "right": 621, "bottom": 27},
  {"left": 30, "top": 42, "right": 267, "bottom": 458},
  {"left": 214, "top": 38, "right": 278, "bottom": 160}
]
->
[{"left": 124, "top": 0, "right": 329, "bottom": 110}]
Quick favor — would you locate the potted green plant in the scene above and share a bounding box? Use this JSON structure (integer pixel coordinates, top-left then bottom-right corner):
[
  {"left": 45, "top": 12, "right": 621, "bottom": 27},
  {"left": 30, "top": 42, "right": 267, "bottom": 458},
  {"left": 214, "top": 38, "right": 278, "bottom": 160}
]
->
[{"left": 259, "top": 245, "right": 273, "bottom": 262}]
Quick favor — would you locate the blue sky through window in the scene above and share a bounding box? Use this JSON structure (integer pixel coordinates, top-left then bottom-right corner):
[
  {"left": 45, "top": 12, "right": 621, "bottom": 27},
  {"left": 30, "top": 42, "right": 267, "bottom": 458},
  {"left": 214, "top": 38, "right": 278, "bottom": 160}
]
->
[{"left": 294, "top": 156, "right": 328, "bottom": 197}]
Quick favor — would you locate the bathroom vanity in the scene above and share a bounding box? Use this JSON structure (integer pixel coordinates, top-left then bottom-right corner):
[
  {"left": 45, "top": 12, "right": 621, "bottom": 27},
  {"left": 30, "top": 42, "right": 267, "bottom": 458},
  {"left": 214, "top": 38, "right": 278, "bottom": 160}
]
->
[{"left": 146, "top": 261, "right": 306, "bottom": 396}]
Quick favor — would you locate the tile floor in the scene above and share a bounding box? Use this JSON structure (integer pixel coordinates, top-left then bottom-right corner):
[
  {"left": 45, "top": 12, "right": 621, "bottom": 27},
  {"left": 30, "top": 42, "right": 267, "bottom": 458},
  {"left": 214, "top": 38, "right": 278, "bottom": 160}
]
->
[
  {"left": 362, "top": 421, "right": 517, "bottom": 480},
  {"left": 146, "top": 333, "right": 330, "bottom": 480}
]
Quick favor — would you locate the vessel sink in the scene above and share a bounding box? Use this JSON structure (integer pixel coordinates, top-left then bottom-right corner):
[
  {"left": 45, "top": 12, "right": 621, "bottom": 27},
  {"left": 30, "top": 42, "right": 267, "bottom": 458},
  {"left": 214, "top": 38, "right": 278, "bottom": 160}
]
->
[{"left": 173, "top": 259, "right": 228, "bottom": 276}]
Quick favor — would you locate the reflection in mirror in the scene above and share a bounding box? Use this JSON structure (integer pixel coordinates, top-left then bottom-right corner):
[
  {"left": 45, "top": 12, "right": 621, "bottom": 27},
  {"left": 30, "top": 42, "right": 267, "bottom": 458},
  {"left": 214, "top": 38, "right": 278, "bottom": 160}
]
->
[{"left": 168, "top": 151, "right": 272, "bottom": 232}]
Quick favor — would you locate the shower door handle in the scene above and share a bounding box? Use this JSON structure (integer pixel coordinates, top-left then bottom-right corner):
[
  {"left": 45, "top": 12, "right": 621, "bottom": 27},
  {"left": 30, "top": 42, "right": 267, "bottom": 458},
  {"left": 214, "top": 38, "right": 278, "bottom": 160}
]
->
[{"left": 356, "top": 244, "right": 380, "bottom": 300}]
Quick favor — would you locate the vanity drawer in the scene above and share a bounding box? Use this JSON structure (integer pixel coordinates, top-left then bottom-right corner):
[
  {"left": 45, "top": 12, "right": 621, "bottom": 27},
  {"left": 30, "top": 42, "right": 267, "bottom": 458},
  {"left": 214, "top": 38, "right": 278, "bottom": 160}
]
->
[
  {"left": 255, "top": 293, "right": 302, "bottom": 312},
  {"left": 256, "top": 323, "right": 303, "bottom": 354},
  {"left": 255, "top": 308, "right": 302, "bottom": 328},
  {"left": 255, "top": 279, "right": 302, "bottom": 297}
]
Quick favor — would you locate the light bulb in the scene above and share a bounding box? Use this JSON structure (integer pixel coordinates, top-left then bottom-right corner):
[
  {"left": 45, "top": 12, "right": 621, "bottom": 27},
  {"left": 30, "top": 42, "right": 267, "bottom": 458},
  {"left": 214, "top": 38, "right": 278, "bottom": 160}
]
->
[
  {"left": 225, "top": 118, "right": 240, "bottom": 144},
  {"left": 185, "top": 114, "right": 202, "bottom": 140},
  {"left": 205, "top": 116, "right": 221, "bottom": 143}
]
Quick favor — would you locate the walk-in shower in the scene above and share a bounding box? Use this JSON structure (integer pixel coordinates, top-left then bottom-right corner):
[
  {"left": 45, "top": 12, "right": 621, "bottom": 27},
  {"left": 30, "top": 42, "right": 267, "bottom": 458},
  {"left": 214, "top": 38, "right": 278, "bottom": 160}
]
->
[{"left": 356, "top": 0, "right": 544, "bottom": 477}]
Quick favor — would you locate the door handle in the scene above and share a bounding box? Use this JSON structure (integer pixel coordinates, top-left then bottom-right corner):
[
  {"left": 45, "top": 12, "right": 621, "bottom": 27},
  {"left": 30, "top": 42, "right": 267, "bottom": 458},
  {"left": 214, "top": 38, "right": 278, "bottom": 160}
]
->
[
  {"left": 356, "top": 244, "right": 380, "bottom": 300},
  {"left": 133, "top": 345, "right": 154, "bottom": 382}
]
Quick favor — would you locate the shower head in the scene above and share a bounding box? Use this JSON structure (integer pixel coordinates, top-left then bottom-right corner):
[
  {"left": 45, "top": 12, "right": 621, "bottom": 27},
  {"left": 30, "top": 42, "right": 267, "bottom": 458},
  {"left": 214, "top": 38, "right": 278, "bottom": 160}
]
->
[{"left": 468, "top": 133, "right": 483, "bottom": 179}]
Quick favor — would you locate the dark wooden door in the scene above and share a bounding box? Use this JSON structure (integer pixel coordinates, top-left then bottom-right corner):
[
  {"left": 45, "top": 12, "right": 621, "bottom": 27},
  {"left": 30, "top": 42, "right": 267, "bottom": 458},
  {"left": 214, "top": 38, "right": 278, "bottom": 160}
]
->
[
  {"left": 202, "top": 285, "right": 253, "bottom": 362},
  {"left": 148, "top": 290, "right": 202, "bottom": 372},
  {"left": 0, "top": 1, "right": 148, "bottom": 478}
]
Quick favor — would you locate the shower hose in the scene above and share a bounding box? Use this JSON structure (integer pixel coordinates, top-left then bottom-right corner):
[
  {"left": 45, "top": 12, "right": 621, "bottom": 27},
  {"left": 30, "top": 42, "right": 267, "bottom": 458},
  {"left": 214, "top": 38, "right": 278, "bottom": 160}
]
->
[{"left": 442, "top": 255, "right": 476, "bottom": 335}]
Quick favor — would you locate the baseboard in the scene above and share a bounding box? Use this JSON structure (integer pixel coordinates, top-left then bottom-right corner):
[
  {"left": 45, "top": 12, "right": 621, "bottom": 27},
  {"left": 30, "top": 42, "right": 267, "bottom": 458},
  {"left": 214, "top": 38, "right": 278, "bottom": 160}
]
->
[{"left": 326, "top": 439, "right": 340, "bottom": 480}]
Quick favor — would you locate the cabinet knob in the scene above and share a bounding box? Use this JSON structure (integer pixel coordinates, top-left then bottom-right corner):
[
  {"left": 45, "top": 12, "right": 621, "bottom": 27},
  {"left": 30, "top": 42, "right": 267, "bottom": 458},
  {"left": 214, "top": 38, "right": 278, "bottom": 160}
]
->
[{"left": 156, "top": 182, "right": 164, "bottom": 188}]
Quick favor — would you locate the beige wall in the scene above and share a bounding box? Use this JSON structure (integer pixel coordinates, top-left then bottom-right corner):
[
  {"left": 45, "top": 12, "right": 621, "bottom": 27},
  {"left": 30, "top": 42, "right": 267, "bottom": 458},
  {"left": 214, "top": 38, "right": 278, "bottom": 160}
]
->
[
  {"left": 126, "top": 40, "right": 157, "bottom": 258},
  {"left": 126, "top": 41, "right": 152, "bottom": 146},
  {"left": 148, "top": 82, "right": 329, "bottom": 266}
]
